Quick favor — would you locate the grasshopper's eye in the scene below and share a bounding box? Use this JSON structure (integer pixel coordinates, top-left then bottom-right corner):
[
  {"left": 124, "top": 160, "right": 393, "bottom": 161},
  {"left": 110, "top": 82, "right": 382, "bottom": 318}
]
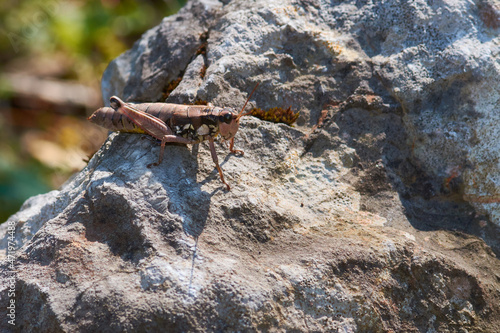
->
[{"left": 219, "top": 112, "right": 233, "bottom": 124}]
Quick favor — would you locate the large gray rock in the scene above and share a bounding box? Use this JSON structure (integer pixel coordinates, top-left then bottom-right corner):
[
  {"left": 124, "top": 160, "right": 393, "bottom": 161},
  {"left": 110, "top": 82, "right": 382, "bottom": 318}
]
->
[{"left": 1, "top": 0, "right": 500, "bottom": 332}]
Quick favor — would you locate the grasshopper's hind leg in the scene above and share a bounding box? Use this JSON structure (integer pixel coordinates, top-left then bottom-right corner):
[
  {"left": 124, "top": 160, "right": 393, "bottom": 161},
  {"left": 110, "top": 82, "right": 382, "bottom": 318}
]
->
[
  {"left": 147, "top": 140, "right": 166, "bottom": 168},
  {"left": 150, "top": 135, "right": 231, "bottom": 190},
  {"left": 147, "top": 135, "right": 201, "bottom": 168}
]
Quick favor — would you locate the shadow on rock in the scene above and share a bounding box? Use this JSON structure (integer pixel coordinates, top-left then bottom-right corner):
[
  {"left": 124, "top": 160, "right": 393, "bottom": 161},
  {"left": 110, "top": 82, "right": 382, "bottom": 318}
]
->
[
  {"left": 319, "top": 94, "right": 500, "bottom": 257},
  {"left": 160, "top": 143, "right": 214, "bottom": 240}
]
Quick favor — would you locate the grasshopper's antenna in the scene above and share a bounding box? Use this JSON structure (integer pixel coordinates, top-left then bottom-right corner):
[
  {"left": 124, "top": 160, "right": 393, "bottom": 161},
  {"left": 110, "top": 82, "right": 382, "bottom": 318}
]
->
[{"left": 237, "top": 83, "right": 260, "bottom": 121}]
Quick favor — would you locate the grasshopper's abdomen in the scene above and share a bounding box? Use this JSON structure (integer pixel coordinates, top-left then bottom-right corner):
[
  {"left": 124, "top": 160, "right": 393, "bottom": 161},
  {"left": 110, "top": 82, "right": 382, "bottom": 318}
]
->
[{"left": 88, "top": 106, "right": 146, "bottom": 134}]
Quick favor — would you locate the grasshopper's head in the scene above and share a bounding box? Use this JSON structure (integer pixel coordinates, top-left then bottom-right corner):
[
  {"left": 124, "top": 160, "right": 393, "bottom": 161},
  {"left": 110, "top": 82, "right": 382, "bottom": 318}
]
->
[
  {"left": 218, "top": 108, "right": 239, "bottom": 140},
  {"left": 218, "top": 83, "right": 260, "bottom": 141}
]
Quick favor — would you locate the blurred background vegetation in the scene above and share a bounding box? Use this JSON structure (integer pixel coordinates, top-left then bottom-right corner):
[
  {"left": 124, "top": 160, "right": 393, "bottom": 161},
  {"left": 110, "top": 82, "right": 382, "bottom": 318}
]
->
[{"left": 0, "top": 0, "right": 186, "bottom": 222}]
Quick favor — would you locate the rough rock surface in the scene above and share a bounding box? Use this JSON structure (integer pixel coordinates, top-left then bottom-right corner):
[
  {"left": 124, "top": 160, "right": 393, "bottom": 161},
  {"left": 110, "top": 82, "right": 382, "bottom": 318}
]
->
[{"left": 1, "top": 0, "right": 500, "bottom": 332}]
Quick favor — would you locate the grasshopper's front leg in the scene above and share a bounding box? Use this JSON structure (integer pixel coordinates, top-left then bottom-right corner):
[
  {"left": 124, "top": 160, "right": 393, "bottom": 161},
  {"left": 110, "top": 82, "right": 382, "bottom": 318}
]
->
[{"left": 228, "top": 138, "right": 244, "bottom": 156}]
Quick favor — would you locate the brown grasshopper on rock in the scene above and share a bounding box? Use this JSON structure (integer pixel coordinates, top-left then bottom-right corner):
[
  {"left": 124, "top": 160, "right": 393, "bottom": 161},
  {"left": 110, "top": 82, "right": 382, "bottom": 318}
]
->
[{"left": 88, "top": 84, "right": 259, "bottom": 190}]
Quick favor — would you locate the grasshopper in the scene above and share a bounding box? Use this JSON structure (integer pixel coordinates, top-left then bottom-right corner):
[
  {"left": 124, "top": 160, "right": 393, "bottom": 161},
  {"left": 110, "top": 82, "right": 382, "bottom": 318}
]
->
[{"left": 88, "top": 85, "right": 258, "bottom": 190}]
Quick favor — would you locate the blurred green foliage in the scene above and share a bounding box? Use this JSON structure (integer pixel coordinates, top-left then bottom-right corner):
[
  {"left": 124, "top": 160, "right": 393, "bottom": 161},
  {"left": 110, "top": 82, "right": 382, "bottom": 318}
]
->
[
  {"left": 0, "top": 0, "right": 185, "bottom": 82},
  {"left": 0, "top": 149, "right": 53, "bottom": 223},
  {"left": 0, "top": 0, "right": 186, "bottom": 222}
]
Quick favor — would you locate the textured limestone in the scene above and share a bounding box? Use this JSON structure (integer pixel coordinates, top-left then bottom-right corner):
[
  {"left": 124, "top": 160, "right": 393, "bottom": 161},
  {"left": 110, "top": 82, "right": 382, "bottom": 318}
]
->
[
  {"left": 1, "top": 128, "right": 499, "bottom": 332},
  {"left": 1, "top": 0, "right": 500, "bottom": 332},
  {"left": 102, "top": 0, "right": 500, "bottom": 228}
]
